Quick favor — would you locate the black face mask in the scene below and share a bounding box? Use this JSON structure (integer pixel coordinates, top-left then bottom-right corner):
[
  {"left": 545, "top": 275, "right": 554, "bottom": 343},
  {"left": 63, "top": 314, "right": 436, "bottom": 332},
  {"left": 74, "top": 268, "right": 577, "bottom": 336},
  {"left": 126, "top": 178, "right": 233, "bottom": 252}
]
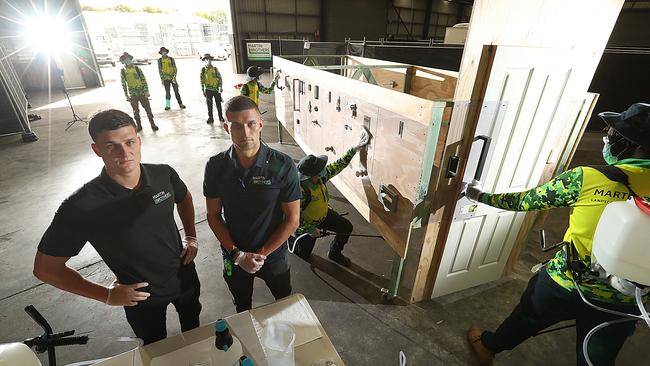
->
[{"left": 606, "top": 128, "right": 635, "bottom": 159}]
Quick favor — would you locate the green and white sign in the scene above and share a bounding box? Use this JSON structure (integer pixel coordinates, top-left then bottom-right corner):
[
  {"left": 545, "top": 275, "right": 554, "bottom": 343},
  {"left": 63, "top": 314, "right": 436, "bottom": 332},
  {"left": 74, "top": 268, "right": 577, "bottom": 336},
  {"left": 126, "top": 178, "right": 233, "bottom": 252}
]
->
[{"left": 247, "top": 42, "right": 272, "bottom": 61}]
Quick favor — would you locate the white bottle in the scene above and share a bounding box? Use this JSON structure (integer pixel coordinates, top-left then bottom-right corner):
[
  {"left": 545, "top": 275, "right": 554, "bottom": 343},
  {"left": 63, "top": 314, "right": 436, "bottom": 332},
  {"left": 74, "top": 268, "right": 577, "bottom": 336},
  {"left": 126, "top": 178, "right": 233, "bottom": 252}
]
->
[
  {"left": 592, "top": 197, "right": 650, "bottom": 286},
  {"left": 209, "top": 319, "right": 243, "bottom": 366}
]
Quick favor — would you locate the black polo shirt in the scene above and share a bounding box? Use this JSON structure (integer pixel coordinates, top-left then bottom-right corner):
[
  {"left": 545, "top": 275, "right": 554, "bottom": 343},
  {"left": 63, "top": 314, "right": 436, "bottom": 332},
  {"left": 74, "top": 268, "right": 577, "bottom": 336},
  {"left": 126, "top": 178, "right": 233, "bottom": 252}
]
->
[
  {"left": 38, "top": 164, "right": 188, "bottom": 306},
  {"left": 203, "top": 143, "right": 301, "bottom": 262}
]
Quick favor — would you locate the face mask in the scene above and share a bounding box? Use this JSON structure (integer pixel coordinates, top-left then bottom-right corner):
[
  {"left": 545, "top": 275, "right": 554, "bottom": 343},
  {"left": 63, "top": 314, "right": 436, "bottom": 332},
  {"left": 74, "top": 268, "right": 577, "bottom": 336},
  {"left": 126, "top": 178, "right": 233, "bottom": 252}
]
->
[
  {"left": 602, "top": 137, "right": 618, "bottom": 165},
  {"left": 206, "top": 60, "right": 212, "bottom": 66},
  {"left": 161, "top": 51, "right": 168, "bottom": 56}
]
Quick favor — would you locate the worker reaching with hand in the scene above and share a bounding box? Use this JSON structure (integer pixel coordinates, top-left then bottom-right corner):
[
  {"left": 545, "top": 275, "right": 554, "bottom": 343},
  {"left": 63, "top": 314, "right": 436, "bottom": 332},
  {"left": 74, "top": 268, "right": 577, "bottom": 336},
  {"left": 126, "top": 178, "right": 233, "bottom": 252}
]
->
[
  {"left": 292, "top": 127, "right": 371, "bottom": 266},
  {"left": 239, "top": 66, "right": 279, "bottom": 106},
  {"left": 119, "top": 52, "right": 158, "bottom": 131},
  {"left": 466, "top": 102, "right": 650, "bottom": 366},
  {"left": 157, "top": 47, "right": 186, "bottom": 111},
  {"left": 200, "top": 53, "right": 225, "bottom": 124}
]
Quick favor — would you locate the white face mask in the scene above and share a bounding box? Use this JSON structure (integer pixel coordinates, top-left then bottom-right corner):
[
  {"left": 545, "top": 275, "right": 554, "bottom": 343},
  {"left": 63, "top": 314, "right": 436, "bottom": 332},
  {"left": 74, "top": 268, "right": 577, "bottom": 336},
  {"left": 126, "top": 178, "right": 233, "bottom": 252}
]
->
[{"left": 161, "top": 51, "right": 168, "bottom": 56}]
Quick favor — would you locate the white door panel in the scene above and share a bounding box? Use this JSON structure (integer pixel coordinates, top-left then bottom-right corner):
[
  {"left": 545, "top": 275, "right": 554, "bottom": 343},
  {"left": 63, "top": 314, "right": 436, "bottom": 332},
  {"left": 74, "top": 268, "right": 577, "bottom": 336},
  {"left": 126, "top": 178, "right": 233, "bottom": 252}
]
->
[{"left": 434, "top": 46, "right": 575, "bottom": 298}]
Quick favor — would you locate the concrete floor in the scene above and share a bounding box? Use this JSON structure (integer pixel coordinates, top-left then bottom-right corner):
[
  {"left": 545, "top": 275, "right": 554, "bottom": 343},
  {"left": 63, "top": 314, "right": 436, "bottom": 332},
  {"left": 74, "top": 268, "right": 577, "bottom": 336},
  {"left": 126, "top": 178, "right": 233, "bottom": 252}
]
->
[{"left": 1, "top": 58, "right": 648, "bottom": 366}]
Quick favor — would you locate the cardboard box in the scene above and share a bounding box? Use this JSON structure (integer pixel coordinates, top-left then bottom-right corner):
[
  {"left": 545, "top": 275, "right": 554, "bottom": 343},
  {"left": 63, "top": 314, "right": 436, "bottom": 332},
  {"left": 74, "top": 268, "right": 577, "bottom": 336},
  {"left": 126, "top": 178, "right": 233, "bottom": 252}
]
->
[{"left": 94, "top": 294, "right": 344, "bottom": 366}]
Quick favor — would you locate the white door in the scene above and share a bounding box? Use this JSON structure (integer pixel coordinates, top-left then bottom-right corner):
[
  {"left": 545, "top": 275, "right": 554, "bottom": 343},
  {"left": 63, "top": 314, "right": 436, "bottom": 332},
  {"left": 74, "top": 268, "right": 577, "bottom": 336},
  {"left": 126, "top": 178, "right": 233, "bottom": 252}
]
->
[{"left": 433, "top": 46, "right": 577, "bottom": 297}]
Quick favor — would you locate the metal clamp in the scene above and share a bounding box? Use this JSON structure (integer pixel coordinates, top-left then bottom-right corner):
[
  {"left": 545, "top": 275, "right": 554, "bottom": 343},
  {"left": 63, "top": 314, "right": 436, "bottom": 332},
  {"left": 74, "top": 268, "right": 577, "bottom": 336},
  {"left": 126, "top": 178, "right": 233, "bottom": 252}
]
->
[
  {"left": 325, "top": 146, "right": 334, "bottom": 152},
  {"left": 379, "top": 183, "right": 399, "bottom": 212}
]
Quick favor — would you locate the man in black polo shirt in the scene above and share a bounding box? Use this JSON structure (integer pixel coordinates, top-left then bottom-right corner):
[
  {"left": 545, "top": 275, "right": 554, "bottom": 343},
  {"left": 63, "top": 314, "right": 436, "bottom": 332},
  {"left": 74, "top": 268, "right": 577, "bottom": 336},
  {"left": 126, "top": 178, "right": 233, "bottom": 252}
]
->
[
  {"left": 204, "top": 96, "right": 300, "bottom": 312},
  {"left": 33, "top": 109, "right": 201, "bottom": 345}
]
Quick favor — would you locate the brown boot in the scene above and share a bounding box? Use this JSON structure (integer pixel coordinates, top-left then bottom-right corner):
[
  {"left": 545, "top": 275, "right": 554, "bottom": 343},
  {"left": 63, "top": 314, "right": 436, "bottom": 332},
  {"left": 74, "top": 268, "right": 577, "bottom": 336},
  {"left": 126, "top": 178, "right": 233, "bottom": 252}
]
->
[{"left": 467, "top": 326, "right": 495, "bottom": 366}]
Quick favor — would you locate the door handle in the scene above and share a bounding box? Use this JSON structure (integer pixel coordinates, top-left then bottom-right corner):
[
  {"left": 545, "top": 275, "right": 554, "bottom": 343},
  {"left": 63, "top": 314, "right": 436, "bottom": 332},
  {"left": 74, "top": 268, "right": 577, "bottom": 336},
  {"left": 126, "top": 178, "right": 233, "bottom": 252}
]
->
[
  {"left": 472, "top": 135, "right": 491, "bottom": 182},
  {"left": 458, "top": 135, "right": 492, "bottom": 199}
]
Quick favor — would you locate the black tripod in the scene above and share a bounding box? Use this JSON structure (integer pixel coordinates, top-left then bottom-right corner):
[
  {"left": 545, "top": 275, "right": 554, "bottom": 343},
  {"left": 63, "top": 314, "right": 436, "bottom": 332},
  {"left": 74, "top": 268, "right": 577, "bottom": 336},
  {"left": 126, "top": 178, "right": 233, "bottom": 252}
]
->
[
  {"left": 22, "top": 305, "right": 88, "bottom": 366},
  {"left": 63, "top": 86, "right": 87, "bottom": 131}
]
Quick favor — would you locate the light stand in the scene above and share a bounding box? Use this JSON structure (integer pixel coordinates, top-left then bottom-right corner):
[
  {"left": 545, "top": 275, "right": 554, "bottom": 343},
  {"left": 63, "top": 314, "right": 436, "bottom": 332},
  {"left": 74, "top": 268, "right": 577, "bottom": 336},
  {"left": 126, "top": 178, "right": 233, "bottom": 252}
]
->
[
  {"left": 63, "top": 86, "right": 87, "bottom": 131},
  {"left": 57, "top": 69, "right": 87, "bottom": 131}
]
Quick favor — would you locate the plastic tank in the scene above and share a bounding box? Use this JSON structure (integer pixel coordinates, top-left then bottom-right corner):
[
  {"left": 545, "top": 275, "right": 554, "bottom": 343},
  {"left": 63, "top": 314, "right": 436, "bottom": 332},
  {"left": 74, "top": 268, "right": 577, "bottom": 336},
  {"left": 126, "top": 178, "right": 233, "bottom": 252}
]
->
[
  {"left": 0, "top": 343, "right": 41, "bottom": 366},
  {"left": 592, "top": 197, "right": 650, "bottom": 286}
]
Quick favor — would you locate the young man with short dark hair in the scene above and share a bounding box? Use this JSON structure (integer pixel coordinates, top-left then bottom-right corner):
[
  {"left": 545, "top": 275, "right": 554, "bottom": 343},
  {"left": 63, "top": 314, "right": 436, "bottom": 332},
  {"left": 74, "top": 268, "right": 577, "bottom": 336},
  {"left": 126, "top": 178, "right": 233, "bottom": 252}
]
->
[
  {"left": 203, "top": 96, "right": 301, "bottom": 312},
  {"left": 34, "top": 109, "right": 201, "bottom": 344}
]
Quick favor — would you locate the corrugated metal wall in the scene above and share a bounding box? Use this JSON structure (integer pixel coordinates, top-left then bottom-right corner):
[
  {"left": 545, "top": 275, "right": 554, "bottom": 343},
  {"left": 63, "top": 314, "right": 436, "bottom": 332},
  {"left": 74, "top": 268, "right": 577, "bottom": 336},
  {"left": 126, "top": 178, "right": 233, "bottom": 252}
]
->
[
  {"left": 234, "top": 0, "right": 321, "bottom": 39},
  {"left": 388, "top": 0, "right": 472, "bottom": 41},
  {"left": 231, "top": 0, "right": 321, "bottom": 72}
]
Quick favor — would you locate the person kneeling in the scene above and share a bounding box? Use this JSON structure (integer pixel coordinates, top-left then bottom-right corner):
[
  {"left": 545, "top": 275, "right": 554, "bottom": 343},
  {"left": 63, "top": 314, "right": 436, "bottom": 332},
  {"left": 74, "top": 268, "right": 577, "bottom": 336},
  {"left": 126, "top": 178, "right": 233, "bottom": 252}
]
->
[{"left": 293, "top": 128, "right": 370, "bottom": 266}]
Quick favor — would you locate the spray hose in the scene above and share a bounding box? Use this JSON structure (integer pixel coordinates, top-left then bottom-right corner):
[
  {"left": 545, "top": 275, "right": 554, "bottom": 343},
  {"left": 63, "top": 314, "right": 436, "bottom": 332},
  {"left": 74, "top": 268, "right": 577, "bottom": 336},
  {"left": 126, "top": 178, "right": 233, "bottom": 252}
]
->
[{"left": 288, "top": 230, "right": 384, "bottom": 253}]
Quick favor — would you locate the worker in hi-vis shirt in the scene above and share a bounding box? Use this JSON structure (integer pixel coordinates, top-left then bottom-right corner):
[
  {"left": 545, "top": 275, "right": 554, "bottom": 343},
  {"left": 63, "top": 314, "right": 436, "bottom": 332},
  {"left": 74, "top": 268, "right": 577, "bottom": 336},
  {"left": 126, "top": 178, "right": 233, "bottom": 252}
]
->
[{"left": 466, "top": 103, "right": 650, "bottom": 366}]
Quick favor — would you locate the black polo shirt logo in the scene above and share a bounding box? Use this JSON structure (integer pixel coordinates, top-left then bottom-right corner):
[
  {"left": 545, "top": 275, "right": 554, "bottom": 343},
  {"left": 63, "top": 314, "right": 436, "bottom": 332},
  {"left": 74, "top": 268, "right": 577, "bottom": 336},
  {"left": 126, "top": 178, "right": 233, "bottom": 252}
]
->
[
  {"left": 152, "top": 190, "right": 172, "bottom": 204},
  {"left": 251, "top": 175, "right": 272, "bottom": 185}
]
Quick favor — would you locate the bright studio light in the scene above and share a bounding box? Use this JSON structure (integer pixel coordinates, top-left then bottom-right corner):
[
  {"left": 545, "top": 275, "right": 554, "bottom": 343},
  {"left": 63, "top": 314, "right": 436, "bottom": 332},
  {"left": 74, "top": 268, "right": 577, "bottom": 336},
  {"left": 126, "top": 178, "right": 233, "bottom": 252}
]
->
[{"left": 24, "top": 15, "right": 71, "bottom": 54}]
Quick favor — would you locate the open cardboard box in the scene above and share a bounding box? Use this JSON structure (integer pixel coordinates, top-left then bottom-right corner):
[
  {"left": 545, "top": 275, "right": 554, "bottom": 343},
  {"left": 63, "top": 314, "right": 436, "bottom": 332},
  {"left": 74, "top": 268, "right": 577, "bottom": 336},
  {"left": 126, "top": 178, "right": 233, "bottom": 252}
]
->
[{"left": 93, "top": 294, "right": 344, "bottom": 366}]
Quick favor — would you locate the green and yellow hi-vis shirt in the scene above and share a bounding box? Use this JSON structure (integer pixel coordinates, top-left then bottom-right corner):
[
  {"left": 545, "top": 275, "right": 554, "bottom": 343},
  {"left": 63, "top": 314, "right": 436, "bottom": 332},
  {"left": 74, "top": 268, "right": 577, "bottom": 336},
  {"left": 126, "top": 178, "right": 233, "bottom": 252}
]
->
[
  {"left": 157, "top": 56, "right": 177, "bottom": 81},
  {"left": 297, "top": 148, "right": 357, "bottom": 235},
  {"left": 120, "top": 66, "right": 149, "bottom": 97},
  {"left": 200, "top": 66, "right": 222, "bottom": 92},
  {"left": 481, "top": 159, "right": 650, "bottom": 304},
  {"left": 241, "top": 80, "right": 275, "bottom": 105}
]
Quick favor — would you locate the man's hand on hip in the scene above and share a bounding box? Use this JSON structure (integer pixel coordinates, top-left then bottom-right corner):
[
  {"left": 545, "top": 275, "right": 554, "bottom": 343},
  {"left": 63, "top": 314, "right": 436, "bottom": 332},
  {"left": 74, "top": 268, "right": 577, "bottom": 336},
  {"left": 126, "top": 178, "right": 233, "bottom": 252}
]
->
[
  {"left": 181, "top": 236, "right": 199, "bottom": 264},
  {"left": 234, "top": 252, "right": 266, "bottom": 274},
  {"left": 106, "top": 280, "right": 150, "bottom": 306}
]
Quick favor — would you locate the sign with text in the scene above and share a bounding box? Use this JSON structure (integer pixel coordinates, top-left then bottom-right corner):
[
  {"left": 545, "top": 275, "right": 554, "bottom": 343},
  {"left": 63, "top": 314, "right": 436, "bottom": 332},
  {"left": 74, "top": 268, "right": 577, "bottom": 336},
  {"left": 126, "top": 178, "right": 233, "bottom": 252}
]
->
[{"left": 247, "top": 42, "right": 272, "bottom": 61}]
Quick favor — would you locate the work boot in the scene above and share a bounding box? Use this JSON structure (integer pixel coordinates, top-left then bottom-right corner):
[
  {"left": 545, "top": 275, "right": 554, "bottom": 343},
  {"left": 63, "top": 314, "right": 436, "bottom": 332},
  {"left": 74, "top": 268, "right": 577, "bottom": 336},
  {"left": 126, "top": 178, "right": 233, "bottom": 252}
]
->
[
  {"left": 327, "top": 250, "right": 351, "bottom": 267},
  {"left": 206, "top": 117, "right": 214, "bottom": 124},
  {"left": 467, "top": 326, "right": 494, "bottom": 366},
  {"left": 179, "top": 104, "right": 186, "bottom": 109},
  {"left": 151, "top": 123, "right": 159, "bottom": 131},
  {"left": 219, "top": 116, "right": 225, "bottom": 122},
  {"left": 165, "top": 99, "right": 171, "bottom": 111},
  {"left": 135, "top": 123, "right": 143, "bottom": 132}
]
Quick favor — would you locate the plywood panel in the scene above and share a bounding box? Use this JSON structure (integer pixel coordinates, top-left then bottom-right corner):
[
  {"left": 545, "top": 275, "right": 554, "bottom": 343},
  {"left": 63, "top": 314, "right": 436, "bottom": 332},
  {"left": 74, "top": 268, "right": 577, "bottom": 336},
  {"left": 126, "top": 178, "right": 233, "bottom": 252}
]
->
[
  {"left": 371, "top": 112, "right": 429, "bottom": 203},
  {"left": 346, "top": 56, "right": 458, "bottom": 100},
  {"left": 273, "top": 56, "right": 442, "bottom": 258},
  {"left": 274, "top": 76, "right": 296, "bottom": 135}
]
